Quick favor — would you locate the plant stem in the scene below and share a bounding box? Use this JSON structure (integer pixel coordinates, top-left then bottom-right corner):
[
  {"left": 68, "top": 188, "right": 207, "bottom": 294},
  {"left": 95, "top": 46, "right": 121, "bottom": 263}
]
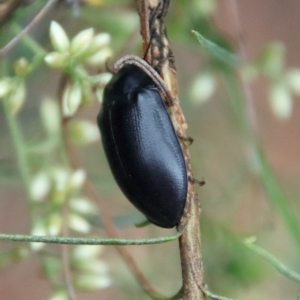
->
[
  {"left": 0, "top": 232, "right": 182, "bottom": 245},
  {"left": 2, "top": 100, "right": 32, "bottom": 201}
]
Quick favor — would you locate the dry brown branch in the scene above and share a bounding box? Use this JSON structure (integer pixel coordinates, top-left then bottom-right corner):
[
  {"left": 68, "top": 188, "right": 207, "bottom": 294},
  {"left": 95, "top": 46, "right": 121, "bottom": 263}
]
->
[
  {"left": 0, "top": 0, "right": 58, "bottom": 57},
  {"left": 137, "top": 0, "right": 206, "bottom": 299}
]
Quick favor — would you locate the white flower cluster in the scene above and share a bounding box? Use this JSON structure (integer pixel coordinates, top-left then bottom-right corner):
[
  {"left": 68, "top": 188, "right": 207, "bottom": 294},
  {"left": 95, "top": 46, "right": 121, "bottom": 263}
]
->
[
  {"left": 45, "top": 21, "right": 112, "bottom": 68},
  {"left": 45, "top": 21, "right": 113, "bottom": 116}
]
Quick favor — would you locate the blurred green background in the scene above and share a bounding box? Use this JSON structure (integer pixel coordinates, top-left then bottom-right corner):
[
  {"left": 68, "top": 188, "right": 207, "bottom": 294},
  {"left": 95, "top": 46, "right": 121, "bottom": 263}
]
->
[{"left": 0, "top": 0, "right": 300, "bottom": 299}]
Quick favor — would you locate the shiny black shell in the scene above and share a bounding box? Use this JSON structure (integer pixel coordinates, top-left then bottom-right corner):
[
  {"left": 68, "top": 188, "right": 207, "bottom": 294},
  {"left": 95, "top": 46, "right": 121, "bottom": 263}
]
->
[{"left": 97, "top": 64, "right": 187, "bottom": 228}]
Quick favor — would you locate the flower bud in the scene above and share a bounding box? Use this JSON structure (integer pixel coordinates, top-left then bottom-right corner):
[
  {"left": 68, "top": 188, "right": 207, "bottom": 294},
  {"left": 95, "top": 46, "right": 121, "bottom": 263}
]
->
[
  {"left": 51, "top": 167, "right": 69, "bottom": 205},
  {"left": 30, "top": 172, "right": 51, "bottom": 201},
  {"left": 76, "top": 259, "right": 108, "bottom": 275},
  {"left": 62, "top": 83, "right": 82, "bottom": 116},
  {"left": 260, "top": 42, "right": 285, "bottom": 76},
  {"left": 68, "top": 169, "right": 86, "bottom": 191},
  {"left": 93, "top": 72, "right": 112, "bottom": 87},
  {"left": 269, "top": 83, "right": 293, "bottom": 119},
  {"left": 40, "top": 98, "right": 60, "bottom": 134},
  {"left": 75, "top": 274, "right": 111, "bottom": 290},
  {"left": 86, "top": 33, "right": 111, "bottom": 57},
  {"left": 96, "top": 87, "right": 103, "bottom": 103},
  {"left": 70, "top": 28, "right": 94, "bottom": 58},
  {"left": 44, "top": 52, "right": 67, "bottom": 68},
  {"left": 0, "top": 77, "right": 13, "bottom": 98},
  {"left": 84, "top": 48, "right": 112, "bottom": 66},
  {"left": 50, "top": 21, "right": 70, "bottom": 53},
  {"left": 68, "top": 213, "right": 91, "bottom": 233},
  {"left": 14, "top": 58, "right": 30, "bottom": 76},
  {"left": 49, "top": 290, "right": 68, "bottom": 300},
  {"left": 72, "top": 245, "right": 103, "bottom": 261},
  {"left": 47, "top": 213, "right": 62, "bottom": 236},
  {"left": 190, "top": 72, "right": 215, "bottom": 104},
  {"left": 286, "top": 69, "right": 300, "bottom": 95},
  {"left": 30, "top": 221, "right": 47, "bottom": 251},
  {"left": 68, "top": 119, "right": 100, "bottom": 145},
  {"left": 193, "top": 0, "right": 216, "bottom": 17},
  {"left": 7, "top": 81, "right": 26, "bottom": 114},
  {"left": 70, "top": 197, "right": 97, "bottom": 214}
]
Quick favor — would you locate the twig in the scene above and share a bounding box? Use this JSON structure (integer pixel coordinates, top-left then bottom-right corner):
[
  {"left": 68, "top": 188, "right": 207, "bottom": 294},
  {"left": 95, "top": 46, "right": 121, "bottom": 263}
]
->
[
  {"left": 0, "top": 0, "right": 24, "bottom": 28},
  {"left": 0, "top": 0, "right": 58, "bottom": 57},
  {"left": 137, "top": 1, "right": 206, "bottom": 299}
]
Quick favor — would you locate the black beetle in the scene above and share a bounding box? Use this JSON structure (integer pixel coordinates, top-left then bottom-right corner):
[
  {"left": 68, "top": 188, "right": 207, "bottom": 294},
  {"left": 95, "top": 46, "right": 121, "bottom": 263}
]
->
[{"left": 97, "top": 57, "right": 187, "bottom": 228}]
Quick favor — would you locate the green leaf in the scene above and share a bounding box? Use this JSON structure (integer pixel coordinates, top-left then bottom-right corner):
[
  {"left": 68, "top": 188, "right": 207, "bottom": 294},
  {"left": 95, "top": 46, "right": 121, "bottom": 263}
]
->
[
  {"left": 244, "top": 237, "right": 300, "bottom": 283},
  {"left": 192, "top": 30, "right": 238, "bottom": 67},
  {"left": 256, "top": 145, "right": 300, "bottom": 254}
]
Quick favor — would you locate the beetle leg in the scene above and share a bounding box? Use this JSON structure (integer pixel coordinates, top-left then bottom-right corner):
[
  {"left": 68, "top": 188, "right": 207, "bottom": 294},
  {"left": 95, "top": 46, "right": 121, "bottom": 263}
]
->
[
  {"left": 178, "top": 135, "right": 194, "bottom": 145},
  {"left": 188, "top": 176, "right": 205, "bottom": 186}
]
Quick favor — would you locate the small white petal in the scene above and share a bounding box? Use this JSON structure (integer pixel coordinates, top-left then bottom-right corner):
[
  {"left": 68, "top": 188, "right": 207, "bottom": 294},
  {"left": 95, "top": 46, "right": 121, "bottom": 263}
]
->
[
  {"left": 30, "top": 172, "right": 51, "bottom": 201},
  {"left": 85, "top": 48, "right": 112, "bottom": 66},
  {"left": 190, "top": 72, "right": 215, "bottom": 104},
  {"left": 70, "top": 28, "right": 94, "bottom": 58},
  {"left": 7, "top": 81, "right": 26, "bottom": 114},
  {"left": 286, "top": 69, "right": 300, "bottom": 95},
  {"left": 68, "top": 169, "right": 86, "bottom": 190},
  {"left": 44, "top": 52, "right": 67, "bottom": 68},
  {"left": 0, "top": 78, "right": 13, "bottom": 98},
  {"left": 62, "top": 83, "right": 82, "bottom": 117},
  {"left": 49, "top": 290, "right": 68, "bottom": 300},
  {"left": 50, "top": 21, "right": 70, "bottom": 53},
  {"left": 77, "top": 260, "right": 109, "bottom": 275},
  {"left": 30, "top": 222, "right": 47, "bottom": 251},
  {"left": 75, "top": 274, "right": 111, "bottom": 290},
  {"left": 72, "top": 245, "right": 103, "bottom": 261},
  {"left": 40, "top": 98, "right": 60, "bottom": 134},
  {"left": 269, "top": 83, "right": 293, "bottom": 119},
  {"left": 70, "top": 197, "right": 97, "bottom": 214},
  {"left": 69, "top": 214, "right": 91, "bottom": 233},
  {"left": 68, "top": 119, "right": 100, "bottom": 145},
  {"left": 93, "top": 72, "right": 112, "bottom": 86},
  {"left": 47, "top": 213, "right": 62, "bottom": 236}
]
